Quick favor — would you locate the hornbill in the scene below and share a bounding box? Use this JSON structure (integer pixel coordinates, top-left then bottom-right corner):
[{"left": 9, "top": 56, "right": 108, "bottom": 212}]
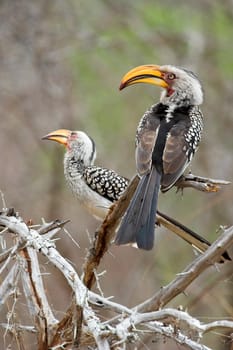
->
[
  {"left": 115, "top": 64, "right": 207, "bottom": 250},
  {"left": 42, "top": 129, "right": 231, "bottom": 262},
  {"left": 42, "top": 129, "right": 128, "bottom": 220}
]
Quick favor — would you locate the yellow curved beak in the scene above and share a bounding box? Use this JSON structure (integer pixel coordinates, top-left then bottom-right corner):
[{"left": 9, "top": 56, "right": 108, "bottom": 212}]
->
[
  {"left": 119, "top": 64, "right": 168, "bottom": 90},
  {"left": 42, "top": 129, "right": 71, "bottom": 146}
]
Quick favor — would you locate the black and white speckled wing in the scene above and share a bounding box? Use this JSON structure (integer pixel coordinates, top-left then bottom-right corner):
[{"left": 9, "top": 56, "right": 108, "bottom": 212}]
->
[
  {"left": 83, "top": 166, "right": 129, "bottom": 202},
  {"left": 161, "top": 106, "right": 203, "bottom": 191}
]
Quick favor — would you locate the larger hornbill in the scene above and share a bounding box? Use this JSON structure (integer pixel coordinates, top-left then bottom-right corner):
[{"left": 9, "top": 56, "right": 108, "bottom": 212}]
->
[{"left": 115, "top": 64, "right": 206, "bottom": 250}]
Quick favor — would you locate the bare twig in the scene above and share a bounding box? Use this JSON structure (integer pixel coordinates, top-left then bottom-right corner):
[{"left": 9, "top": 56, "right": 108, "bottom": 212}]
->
[
  {"left": 187, "top": 267, "right": 233, "bottom": 310},
  {"left": 88, "top": 291, "right": 132, "bottom": 315},
  {"left": 0, "top": 219, "right": 68, "bottom": 267},
  {"left": 0, "top": 323, "right": 37, "bottom": 333},
  {"left": 38, "top": 219, "right": 70, "bottom": 237},
  {"left": 115, "top": 308, "right": 205, "bottom": 350},
  {"left": 0, "top": 211, "right": 232, "bottom": 349},
  {"left": 20, "top": 247, "right": 58, "bottom": 345},
  {"left": 117, "top": 308, "right": 233, "bottom": 333},
  {"left": 0, "top": 214, "right": 85, "bottom": 303},
  {"left": 176, "top": 172, "right": 230, "bottom": 192},
  {"left": 135, "top": 225, "right": 233, "bottom": 313},
  {"left": 0, "top": 263, "right": 21, "bottom": 310},
  {"left": 0, "top": 240, "right": 24, "bottom": 275},
  {"left": 115, "top": 308, "right": 233, "bottom": 349},
  {"left": 145, "top": 322, "right": 211, "bottom": 350},
  {"left": 0, "top": 241, "right": 26, "bottom": 265},
  {"left": 0, "top": 190, "right": 7, "bottom": 210},
  {"left": 0, "top": 213, "right": 111, "bottom": 348}
]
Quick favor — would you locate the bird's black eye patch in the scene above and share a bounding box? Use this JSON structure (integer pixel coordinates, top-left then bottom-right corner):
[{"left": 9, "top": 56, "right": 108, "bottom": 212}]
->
[{"left": 166, "top": 73, "right": 176, "bottom": 80}]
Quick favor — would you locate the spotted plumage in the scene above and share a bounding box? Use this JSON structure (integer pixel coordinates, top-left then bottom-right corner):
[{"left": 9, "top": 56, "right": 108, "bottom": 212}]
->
[
  {"left": 83, "top": 166, "right": 128, "bottom": 202},
  {"left": 134, "top": 103, "right": 203, "bottom": 193},
  {"left": 41, "top": 129, "right": 129, "bottom": 220}
]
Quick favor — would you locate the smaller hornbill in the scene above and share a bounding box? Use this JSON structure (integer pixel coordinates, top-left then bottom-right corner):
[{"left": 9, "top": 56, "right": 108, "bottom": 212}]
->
[
  {"left": 42, "top": 129, "right": 230, "bottom": 262},
  {"left": 42, "top": 129, "right": 128, "bottom": 220}
]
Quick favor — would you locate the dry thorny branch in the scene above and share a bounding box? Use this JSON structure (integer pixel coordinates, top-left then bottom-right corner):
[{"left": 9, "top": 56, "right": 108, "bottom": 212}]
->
[{"left": 0, "top": 173, "right": 232, "bottom": 349}]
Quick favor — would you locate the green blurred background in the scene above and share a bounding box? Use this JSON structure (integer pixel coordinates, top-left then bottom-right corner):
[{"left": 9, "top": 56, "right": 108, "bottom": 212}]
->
[{"left": 0, "top": 0, "right": 232, "bottom": 348}]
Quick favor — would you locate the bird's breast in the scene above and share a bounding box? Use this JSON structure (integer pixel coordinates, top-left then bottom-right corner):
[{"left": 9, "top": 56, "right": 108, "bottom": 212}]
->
[{"left": 66, "top": 174, "right": 111, "bottom": 220}]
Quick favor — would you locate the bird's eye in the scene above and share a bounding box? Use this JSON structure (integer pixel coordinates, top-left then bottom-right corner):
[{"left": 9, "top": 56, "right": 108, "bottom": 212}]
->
[
  {"left": 166, "top": 73, "right": 176, "bottom": 80},
  {"left": 70, "top": 132, "right": 78, "bottom": 140}
]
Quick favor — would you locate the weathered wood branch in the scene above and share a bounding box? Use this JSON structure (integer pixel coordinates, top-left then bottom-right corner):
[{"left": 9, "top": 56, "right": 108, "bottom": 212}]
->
[
  {"left": 114, "top": 306, "right": 233, "bottom": 350},
  {"left": 176, "top": 172, "right": 230, "bottom": 192},
  {"left": 113, "top": 305, "right": 233, "bottom": 350},
  {"left": 20, "top": 247, "right": 58, "bottom": 347},
  {"left": 0, "top": 209, "right": 232, "bottom": 349},
  {"left": 0, "top": 263, "right": 21, "bottom": 310},
  {"left": 0, "top": 212, "right": 112, "bottom": 349},
  {"left": 135, "top": 225, "right": 233, "bottom": 313}
]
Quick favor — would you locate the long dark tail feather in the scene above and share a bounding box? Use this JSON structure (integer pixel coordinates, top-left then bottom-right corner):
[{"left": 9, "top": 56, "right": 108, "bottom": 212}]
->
[
  {"left": 115, "top": 175, "right": 149, "bottom": 245},
  {"left": 135, "top": 167, "right": 161, "bottom": 249},
  {"left": 115, "top": 167, "right": 161, "bottom": 250}
]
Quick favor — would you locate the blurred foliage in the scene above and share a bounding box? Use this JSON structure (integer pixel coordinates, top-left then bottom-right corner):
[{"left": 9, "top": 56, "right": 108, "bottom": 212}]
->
[{"left": 0, "top": 0, "right": 232, "bottom": 349}]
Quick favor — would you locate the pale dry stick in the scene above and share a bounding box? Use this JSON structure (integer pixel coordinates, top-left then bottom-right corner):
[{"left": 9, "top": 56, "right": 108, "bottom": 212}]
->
[
  {"left": 88, "top": 291, "right": 132, "bottom": 315},
  {"left": 0, "top": 214, "right": 136, "bottom": 348},
  {"left": 139, "top": 311, "right": 233, "bottom": 349},
  {"left": 0, "top": 219, "right": 68, "bottom": 265},
  {"left": 104, "top": 226, "right": 233, "bottom": 327},
  {"left": 19, "top": 246, "right": 58, "bottom": 348},
  {"left": 90, "top": 226, "right": 233, "bottom": 348},
  {"left": 0, "top": 213, "right": 112, "bottom": 349},
  {"left": 0, "top": 241, "right": 24, "bottom": 275},
  {"left": 93, "top": 335, "right": 110, "bottom": 350},
  {"left": 1, "top": 212, "right": 232, "bottom": 349},
  {"left": 176, "top": 173, "right": 231, "bottom": 192},
  {"left": 187, "top": 267, "right": 233, "bottom": 310},
  {"left": 0, "top": 242, "right": 25, "bottom": 264},
  {"left": 115, "top": 309, "right": 233, "bottom": 349},
  {"left": 0, "top": 190, "right": 7, "bottom": 210},
  {"left": 143, "top": 322, "right": 211, "bottom": 350},
  {"left": 0, "top": 216, "right": 134, "bottom": 320},
  {"left": 38, "top": 219, "right": 70, "bottom": 236},
  {"left": 0, "top": 214, "right": 84, "bottom": 302},
  {"left": 202, "top": 320, "right": 233, "bottom": 334},
  {"left": 117, "top": 308, "right": 233, "bottom": 333},
  {"left": 0, "top": 263, "right": 21, "bottom": 309},
  {"left": 0, "top": 323, "right": 36, "bottom": 333},
  {"left": 135, "top": 225, "right": 233, "bottom": 313},
  {"left": 115, "top": 319, "right": 211, "bottom": 350},
  {"left": 20, "top": 247, "right": 58, "bottom": 324}
]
